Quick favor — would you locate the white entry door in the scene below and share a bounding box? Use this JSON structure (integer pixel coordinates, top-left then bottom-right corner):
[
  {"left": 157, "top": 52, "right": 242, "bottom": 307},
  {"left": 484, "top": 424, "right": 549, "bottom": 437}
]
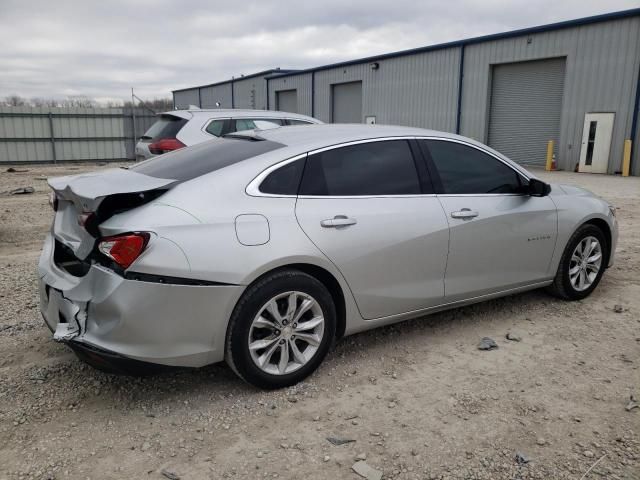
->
[{"left": 578, "top": 113, "right": 614, "bottom": 174}]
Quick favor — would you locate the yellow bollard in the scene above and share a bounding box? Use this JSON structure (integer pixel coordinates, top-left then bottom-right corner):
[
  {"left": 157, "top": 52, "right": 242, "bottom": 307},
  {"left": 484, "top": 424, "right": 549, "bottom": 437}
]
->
[
  {"left": 622, "top": 139, "right": 631, "bottom": 177},
  {"left": 545, "top": 140, "right": 554, "bottom": 171}
]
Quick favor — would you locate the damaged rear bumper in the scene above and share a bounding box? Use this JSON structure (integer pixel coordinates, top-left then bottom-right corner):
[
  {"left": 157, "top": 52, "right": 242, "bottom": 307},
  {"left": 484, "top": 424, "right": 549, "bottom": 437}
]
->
[
  {"left": 66, "top": 340, "right": 172, "bottom": 375},
  {"left": 38, "top": 233, "right": 244, "bottom": 368}
]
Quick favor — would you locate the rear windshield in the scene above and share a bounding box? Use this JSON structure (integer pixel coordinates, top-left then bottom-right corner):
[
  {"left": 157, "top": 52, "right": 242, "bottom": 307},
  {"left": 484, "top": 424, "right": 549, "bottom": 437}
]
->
[
  {"left": 129, "top": 138, "right": 285, "bottom": 182},
  {"left": 141, "top": 115, "right": 187, "bottom": 140}
]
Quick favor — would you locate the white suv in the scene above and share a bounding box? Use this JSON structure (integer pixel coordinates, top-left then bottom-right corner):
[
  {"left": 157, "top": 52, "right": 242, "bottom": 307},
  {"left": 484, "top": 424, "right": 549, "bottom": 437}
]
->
[{"left": 135, "top": 108, "right": 322, "bottom": 160}]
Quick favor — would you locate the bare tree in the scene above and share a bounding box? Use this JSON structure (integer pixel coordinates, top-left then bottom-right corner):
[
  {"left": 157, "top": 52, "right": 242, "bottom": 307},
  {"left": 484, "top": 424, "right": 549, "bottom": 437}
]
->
[
  {"left": 1, "top": 94, "right": 172, "bottom": 110},
  {"left": 60, "top": 96, "right": 97, "bottom": 108},
  {"left": 123, "top": 97, "right": 173, "bottom": 112},
  {"left": 31, "top": 97, "right": 60, "bottom": 107},
  {"left": 4, "top": 95, "right": 27, "bottom": 106},
  {"left": 146, "top": 98, "right": 173, "bottom": 111}
]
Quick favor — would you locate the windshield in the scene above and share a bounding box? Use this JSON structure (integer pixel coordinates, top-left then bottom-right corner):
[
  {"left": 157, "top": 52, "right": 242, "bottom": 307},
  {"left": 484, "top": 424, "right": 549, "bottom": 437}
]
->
[
  {"left": 141, "top": 115, "right": 187, "bottom": 140},
  {"left": 129, "top": 137, "right": 285, "bottom": 182}
]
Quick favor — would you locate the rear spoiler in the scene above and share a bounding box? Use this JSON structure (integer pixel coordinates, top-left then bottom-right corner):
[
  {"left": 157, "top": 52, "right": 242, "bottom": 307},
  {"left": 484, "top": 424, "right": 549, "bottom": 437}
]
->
[{"left": 48, "top": 168, "right": 177, "bottom": 212}]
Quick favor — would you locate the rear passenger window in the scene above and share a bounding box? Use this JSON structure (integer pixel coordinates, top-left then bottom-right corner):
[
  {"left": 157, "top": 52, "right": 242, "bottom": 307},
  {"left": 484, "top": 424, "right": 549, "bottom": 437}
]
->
[
  {"left": 424, "top": 140, "right": 526, "bottom": 194},
  {"left": 299, "top": 140, "right": 421, "bottom": 196},
  {"left": 259, "top": 159, "right": 306, "bottom": 195},
  {"left": 205, "top": 119, "right": 225, "bottom": 137}
]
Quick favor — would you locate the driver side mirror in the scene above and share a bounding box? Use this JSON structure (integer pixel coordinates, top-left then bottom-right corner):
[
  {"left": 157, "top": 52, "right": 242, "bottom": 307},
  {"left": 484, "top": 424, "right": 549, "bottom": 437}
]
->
[{"left": 528, "top": 178, "right": 551, "bottom": 197}]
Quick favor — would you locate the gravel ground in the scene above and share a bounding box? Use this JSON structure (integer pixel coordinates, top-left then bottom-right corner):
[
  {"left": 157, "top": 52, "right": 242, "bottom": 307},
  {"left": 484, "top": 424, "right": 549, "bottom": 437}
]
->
[{"left": 0, "top": 163, "right": 638, "bottom": 480}]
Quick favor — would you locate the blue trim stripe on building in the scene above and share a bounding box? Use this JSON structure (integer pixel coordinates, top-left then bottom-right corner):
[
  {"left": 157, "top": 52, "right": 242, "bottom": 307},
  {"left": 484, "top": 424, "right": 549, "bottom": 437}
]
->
[
  {"left": 455, "top": 44, "right": 465, "bottom": 134},
  {"left": 230, "top": 79, "right": 234, "bottom": 108},
  {"left": 311, "top": 71, "right": 315, "bottom": 117}
]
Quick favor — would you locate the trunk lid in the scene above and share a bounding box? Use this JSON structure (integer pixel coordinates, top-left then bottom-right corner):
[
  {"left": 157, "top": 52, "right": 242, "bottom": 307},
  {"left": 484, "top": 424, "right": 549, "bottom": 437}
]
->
[{"left": 49, "top": 168, "right": 176, "bottom": 259}]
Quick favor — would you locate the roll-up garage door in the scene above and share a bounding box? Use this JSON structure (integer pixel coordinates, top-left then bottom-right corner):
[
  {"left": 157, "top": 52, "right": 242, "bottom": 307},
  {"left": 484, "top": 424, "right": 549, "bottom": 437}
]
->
[
  {"left": 488, "top": 57, "right": 566, "bottom": 167},
  {"left": 276, "top": 89, "right": 298, "bottom": 113},
  {"left": 332, "top": 81, "right": 363, "bottom": 123}
]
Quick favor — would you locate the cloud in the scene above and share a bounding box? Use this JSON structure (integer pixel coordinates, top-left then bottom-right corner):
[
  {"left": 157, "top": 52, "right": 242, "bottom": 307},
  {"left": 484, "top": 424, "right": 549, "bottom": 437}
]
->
[{"left": 0, "top": 0, "right": 637, "bottom": 102}]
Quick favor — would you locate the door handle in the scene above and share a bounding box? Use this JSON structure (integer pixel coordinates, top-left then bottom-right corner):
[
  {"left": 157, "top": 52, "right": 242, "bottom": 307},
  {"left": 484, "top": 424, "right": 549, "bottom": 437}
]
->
[
  {"left": 320, "top": 215, "right": 357, "bottom": 228},
  {"left": 451, "top": 208, "right": 479, "bottom": 219}
]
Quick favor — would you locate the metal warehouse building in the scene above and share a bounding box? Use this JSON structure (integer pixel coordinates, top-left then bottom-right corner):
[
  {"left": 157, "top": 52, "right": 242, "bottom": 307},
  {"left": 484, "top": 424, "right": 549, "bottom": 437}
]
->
[{"left": 173, "top": 9, "right": 640, "bottom": 175}]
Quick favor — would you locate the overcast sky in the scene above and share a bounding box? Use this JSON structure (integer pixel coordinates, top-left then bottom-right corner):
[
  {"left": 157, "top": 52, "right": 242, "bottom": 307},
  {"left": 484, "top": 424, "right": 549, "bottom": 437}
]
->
[{"left": 1, "top": 0, "right": 638, "bottom": 103}]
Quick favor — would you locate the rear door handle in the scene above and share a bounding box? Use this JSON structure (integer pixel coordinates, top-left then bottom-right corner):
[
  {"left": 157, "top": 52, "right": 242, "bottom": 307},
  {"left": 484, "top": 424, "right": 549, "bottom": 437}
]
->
[
  {"left": 451, "top": 208, "right": 479, "bottom": 219},
  {"left": 320, "top": 215, "right": 357, "bottom": 228}
]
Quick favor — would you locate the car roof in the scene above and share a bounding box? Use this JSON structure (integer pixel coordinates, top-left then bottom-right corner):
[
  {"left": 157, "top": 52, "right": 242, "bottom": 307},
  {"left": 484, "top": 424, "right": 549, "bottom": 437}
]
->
[
  {"left": 227, "top": 124, "right": 533, "bottom": 177},
  {"left": 163, "top": 109, "right": 321, "bottom": 122},
  {"left": 230, "top": 123, "right": 462, "bottom": 150}
]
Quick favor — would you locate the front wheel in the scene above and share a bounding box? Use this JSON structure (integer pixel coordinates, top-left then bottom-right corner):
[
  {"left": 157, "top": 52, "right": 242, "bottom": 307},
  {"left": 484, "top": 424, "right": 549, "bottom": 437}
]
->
[
  {"left": 225, "top": 269, "right": 336, "bottom": 389},
  {"left": 547, "top": 224, "right": 608, "bottom": 300}
]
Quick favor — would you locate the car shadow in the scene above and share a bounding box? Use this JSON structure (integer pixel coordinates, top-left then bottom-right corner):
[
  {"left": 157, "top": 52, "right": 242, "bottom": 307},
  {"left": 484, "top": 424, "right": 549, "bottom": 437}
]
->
[{"left": 43, "top": 288, "right": 560, "bottom": 408}]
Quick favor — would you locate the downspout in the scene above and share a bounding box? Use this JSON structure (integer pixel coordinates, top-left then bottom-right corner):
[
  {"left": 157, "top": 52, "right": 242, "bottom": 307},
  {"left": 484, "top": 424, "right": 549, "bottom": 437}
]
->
[
  {"left": 311, "top": 71, "right": 315, "bottom": 118},
  {"left": 630, "top": 59, "right": 640, "bottom": 175},
  {"left": 231, "top": 79, "right": 235, "bottom": 108},
  {"left": 197, "top": 88, "right": 202, "bottom": 108},
  {"left": 266, "top": 77, "right": 270, "bottom": 110},
  {"left": 455, "top": 43, "right": 465, "bottom": 134}
]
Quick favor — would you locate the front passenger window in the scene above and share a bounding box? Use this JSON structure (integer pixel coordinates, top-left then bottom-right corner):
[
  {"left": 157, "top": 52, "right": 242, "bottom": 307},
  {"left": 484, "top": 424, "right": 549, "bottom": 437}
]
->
[{"left": 424, "top": 140, "right": 526, "bottom": 194}]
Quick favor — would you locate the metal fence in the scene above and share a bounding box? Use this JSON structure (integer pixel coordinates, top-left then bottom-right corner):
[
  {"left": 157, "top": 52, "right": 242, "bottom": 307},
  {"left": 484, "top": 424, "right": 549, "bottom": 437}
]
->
[{"left": 0, "top": 106, "right": 158, "bottom": 164}]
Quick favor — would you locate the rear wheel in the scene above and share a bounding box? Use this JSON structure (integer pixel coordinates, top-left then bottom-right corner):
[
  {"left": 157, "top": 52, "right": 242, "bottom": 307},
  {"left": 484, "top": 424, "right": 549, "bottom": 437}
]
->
[
  {"left": 547, "top": 224, "right": 608, "bottom": 300},
  {"left": 225, "top": 269, "right": 336, "bottom": 389}
]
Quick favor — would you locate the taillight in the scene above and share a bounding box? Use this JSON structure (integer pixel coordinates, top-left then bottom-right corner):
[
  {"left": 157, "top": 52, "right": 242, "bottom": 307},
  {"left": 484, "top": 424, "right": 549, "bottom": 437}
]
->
[
  {"left": 49, "top": 192, "right": 59, "bottom": 211},
  {"left": 148, "top": 138, "right": 185, "bottom": 155},
  {"left": 98, "top": 233, "right": 150, "bottom": 269}
]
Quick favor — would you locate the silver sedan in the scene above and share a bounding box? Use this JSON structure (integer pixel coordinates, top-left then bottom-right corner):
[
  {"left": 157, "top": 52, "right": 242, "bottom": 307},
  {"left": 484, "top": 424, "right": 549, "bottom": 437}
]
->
[{"left": 39, "top": 124, "right": 618, "bottom": 388}]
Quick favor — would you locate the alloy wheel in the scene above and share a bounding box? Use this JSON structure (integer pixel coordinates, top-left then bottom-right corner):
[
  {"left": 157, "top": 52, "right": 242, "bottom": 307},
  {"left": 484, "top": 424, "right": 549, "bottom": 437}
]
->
[
  {"left": 248, "top": 291, "right": 325, "bottom": 375},
  {"left": 569, "top": 235, "right": 602, "bottom": 292}
]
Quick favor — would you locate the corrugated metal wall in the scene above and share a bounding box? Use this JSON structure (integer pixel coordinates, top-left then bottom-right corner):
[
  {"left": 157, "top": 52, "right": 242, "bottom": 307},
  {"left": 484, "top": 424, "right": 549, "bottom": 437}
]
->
[
  {"left": 232, "top": 77, "right": 267, "bottom": 110},
  {"left": 200, "top": 84, "right": 233, "bottom": 108},
  {"left": 174, "top": 79, "right": 269, "bottom": 110},
  {"left": 461, "top": 16, "right": 640, "bottom": 173},
  {"left": 311, "top": 47, "right": 460, "bottom": 131},
  {"left": 0, "top": 107, "right": 156, "bottom": 163},
  {"left": 173, "top": 89, "right": 201, "bottom": 109},
  {"left": 269, "top": 73, "right": 313, "bottom": 115}
]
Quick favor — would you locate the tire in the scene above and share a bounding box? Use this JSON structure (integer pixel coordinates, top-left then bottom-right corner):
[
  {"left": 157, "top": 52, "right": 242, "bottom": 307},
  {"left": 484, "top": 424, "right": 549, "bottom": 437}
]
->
[
  {"left": 547, "top": 224, "right": 608, "bottom": 301},
  {"left": 225, "top": 269, "right": 336, "bottom": 389}
]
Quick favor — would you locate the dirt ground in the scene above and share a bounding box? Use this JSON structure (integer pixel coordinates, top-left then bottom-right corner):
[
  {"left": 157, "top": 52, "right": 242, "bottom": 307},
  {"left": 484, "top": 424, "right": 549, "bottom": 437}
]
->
[{"left": 0, "top": 163, "right": 638, "bottom": 480}]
